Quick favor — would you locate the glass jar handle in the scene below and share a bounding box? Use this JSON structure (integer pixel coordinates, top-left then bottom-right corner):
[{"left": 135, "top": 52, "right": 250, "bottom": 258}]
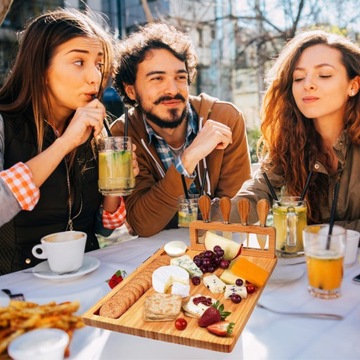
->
[{"left": 286, "top": 206, "right": 297, "bottom": 247}]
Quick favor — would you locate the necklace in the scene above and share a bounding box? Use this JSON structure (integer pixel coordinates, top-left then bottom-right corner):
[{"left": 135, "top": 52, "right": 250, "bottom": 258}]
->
[
  {"left": 44, "top": 119, "right": 82, "bottom": 230},
  {"left": 64, "top": 157, "right": 83, "bottom": 231}
]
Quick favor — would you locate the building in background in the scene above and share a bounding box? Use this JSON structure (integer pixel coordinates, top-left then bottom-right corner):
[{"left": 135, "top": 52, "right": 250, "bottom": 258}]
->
[
  {"left": 0, "top": 0, "right": 260, "bottom": 127},
  {"left": 3, "top": 1, "right": 358, "bottom": 130}
]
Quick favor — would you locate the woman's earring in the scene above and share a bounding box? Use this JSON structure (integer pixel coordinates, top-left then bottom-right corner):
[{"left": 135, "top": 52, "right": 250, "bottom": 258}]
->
[{"left": 351, "top": 90, "right": 355, "bottom": 96}]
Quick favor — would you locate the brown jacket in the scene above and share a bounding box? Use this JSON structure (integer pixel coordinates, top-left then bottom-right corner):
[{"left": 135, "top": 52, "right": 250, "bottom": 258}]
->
[{"left": 111, "top": 93, "right": 251, "bottom": 236}]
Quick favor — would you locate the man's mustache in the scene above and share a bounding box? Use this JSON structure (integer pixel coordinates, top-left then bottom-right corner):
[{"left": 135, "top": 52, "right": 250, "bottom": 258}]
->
[{"left": 154, "top": 94, "right": 186, "bottom": 105}]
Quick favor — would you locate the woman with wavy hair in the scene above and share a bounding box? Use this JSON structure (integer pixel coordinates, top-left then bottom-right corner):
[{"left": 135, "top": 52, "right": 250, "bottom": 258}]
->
[
  {"left": 229, "top": 29, "right": 360, "bottom": 231},
  {"left": 0, "top": 8, "right": 138, "bottom": 274}
]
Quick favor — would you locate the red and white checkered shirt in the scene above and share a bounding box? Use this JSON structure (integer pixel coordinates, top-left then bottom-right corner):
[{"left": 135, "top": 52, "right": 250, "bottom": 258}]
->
[
  {"left": 0, "top": 162, "right": 127, "bottom": 229},
  {"left": 0, "top": 162, "right": 39, "bottom": 210},
  {"left": 102, "top": 197, "right": 126, "bottom": 229}
]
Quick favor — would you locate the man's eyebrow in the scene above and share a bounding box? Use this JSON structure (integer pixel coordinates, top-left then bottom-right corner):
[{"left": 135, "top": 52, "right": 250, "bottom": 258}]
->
[{"left": 145, "top": 69, "right": 188, "bottom": 77}]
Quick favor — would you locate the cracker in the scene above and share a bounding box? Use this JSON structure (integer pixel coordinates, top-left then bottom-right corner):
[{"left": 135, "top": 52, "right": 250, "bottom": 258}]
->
[{"left": 144, "top": 293, "right": 182, "bottom": 322}]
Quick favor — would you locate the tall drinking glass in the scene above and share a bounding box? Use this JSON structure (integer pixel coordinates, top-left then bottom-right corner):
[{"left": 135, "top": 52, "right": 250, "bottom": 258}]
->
[
  {"left": 303, "top": 224, "right": 346, "bottom": 299},
  {"left": 98, "top": 136, "right": 135, "bottom": 196}
]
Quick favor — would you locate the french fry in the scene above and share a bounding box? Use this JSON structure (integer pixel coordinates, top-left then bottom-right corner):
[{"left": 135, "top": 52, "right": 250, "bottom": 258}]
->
[{"left": 0, "top": 300, "right": 84, "bottom": 357}]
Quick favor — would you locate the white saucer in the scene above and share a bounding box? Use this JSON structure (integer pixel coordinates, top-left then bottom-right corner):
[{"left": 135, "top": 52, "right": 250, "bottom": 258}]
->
[{"left": 32, "top": 256, "right": 100, "bottom": 280}]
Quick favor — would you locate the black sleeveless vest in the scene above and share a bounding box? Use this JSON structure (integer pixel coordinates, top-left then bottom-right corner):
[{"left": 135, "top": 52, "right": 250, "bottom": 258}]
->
[{"left": 0, "top": 112, "right": 102, "bottom": 274}]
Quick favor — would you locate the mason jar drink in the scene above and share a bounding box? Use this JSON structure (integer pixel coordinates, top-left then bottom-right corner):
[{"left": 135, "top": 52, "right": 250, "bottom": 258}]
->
[
  {"left": 272, "top": 196, "right": 307, "bottom": 257},
  {"left": 98, "top": 136, "right": 135, "bottom": 196},
  {"left": 178, "top": 195, "right": 198, "bottom": 228}
]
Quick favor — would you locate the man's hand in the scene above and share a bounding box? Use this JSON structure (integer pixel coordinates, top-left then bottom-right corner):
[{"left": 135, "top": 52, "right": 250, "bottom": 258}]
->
[{"left": 181, "top": 120, "right": 232, "bottom": 173}]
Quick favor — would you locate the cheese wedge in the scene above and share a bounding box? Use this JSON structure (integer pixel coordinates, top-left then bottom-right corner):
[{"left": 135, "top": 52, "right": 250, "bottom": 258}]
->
[
  {"left": 230, "top": 257, "right": 269, "bottom": 287},
  {"left": 171, "top": 282, "right": 190, "bottom": 297},
  {"left": 220, "top": 269, "right": 246, "bottom": 285},
  {"left": 224, "top": 285, "right": 247, "bottom": 299},
  {"left": 203, "top": 274, "right": 226, "bottom": 293},
  {"left": 170, "top": 255, "right": 203, "bottom": 278}
]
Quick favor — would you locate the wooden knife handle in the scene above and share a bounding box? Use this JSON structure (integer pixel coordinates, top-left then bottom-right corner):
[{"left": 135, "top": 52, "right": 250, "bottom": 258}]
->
[
  {"left": 237, "top": 198, "right": 250, "bottom": 225},
  {"left": 198, "top": 195, "right": 211, "bottom": 222},
  {"left": 257, "top": 199, "right": 270, "bottom": 227},
  {"left": 219, "top": 197, "right": 231, "bottom": 224}
]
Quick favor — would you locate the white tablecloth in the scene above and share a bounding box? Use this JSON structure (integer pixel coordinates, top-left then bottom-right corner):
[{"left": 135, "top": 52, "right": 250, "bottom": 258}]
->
[{"left": 1, "top": 228, "right": 359, "bottom": 360}]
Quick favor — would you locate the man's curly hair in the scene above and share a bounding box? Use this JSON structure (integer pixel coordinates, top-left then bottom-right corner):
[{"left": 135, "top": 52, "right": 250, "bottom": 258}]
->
[{"left": 114, "top": 21, "right": 198, "bottom": 106}]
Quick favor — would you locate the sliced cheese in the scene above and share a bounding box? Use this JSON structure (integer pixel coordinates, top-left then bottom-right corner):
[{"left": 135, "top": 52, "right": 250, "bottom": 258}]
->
[
  {"left": 170, "top": 254, "right": 203, "bottom": 278},
  {"left": 152, "top": 265, "right": 189, "bottom": 293},
  {"left": 224, "top": 285, "right": 247, "bottom": 299},
  {"left": 203, "top": 274, "right": 226, "bottom": 293},
  {"left": 171, "top": 282, "right": 190, "bottom": 297},
  {"left": 230, "top": 257, "right": 269, "bottom": 287},
  {"left": 220, "top": 269, "right": 246, "bottom": 285}
]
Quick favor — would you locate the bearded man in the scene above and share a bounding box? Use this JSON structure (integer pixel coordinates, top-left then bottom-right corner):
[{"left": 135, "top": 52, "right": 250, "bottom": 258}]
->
[{"left": 111, "top": 22, "right": 251, "bottom": 237}]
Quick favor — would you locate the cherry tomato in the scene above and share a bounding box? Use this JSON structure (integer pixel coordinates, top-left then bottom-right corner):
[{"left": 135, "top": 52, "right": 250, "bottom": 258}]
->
[
  {"left": 246, "top": 284, "right": 256, "bottom": 294},
  {"left": 175, "top": 318, "right": 187, "bottom": 331}
]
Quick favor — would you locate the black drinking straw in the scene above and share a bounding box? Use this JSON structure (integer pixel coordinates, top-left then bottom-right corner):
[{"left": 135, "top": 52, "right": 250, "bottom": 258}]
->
[
  {"left": 92, "top": 94, "right": 111, "bottom": 136},
  {"left": 263, "top": 172, "right": 279, "bottom": 201},
  {"left": 300, "top": 170, "right": 313, "bottom": 200},
  {"left": 181, "top": 174, "right": 192, "bottom": 214},
  {"left": 181, "top": 174, "right": 190, "bottom": 200},
  {"left": 200, "top": 167, "right": 208, "bottom": 195},
  {"left": 326, "top": 181, "right": 340, "bottom": 250},
  {"left": 103, "top": 119, "right": 111, "bottom": 137}
]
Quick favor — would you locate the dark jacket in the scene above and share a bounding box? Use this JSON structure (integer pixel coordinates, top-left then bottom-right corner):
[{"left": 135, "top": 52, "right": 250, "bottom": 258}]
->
[{"left": 0, "top": 112, "right": 101, "bottom": 274}]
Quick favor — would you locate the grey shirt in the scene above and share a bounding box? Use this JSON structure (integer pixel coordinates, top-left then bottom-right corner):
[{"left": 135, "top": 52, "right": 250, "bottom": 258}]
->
[{"left": 0, "top": 114, "right": 23, "bottom": 226}]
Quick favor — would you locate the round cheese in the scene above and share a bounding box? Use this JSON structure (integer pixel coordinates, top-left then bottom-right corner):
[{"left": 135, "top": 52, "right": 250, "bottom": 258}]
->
[{"left": 152, "top": 265, "right": 189, "bottom": 293}]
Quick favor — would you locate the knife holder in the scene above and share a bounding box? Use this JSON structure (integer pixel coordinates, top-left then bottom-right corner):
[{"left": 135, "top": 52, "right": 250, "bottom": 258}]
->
[{"left": 189, "top": 220, "right": 276, "bottom": 259}]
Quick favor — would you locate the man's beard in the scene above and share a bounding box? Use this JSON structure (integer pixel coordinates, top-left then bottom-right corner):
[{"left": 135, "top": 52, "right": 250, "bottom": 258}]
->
[{"left": 136, "top": 94, "right": 189, "bottom": 129}]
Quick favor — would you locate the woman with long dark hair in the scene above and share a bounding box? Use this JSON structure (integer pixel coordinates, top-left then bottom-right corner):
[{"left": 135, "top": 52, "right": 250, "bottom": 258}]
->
[{"left": 0, "top": 8, "right": 138, "bottom": 274}]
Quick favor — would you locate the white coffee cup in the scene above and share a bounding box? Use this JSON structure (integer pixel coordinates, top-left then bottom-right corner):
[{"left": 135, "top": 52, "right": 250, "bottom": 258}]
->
[
  {"left": 344, "top": 229, "right": 360, "bottom": 267},
  {"left": 32, "top": 231, "right": 87, "bottom": 274}
]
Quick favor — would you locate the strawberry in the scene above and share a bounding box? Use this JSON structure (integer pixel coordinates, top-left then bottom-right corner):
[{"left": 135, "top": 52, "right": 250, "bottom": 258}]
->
[
  {"left": 106, "top": 270, "right": 127, "bottom": 289},
  {"left": 207, "top": 321, "right": 235, "bottom": 337},
  {"left": 198, "top": 301, "right": 231, "bottom": 327}
]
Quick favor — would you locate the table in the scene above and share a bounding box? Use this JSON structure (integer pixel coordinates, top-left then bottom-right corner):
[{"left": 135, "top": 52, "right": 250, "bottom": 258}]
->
[{"left": 1, "top": 228, "right": 359, "bottom": 359}]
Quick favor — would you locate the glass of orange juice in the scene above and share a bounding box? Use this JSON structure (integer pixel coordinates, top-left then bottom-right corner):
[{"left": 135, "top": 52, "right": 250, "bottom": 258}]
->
[
  {"left": 97, "top": 136, "right": 135, "bottom": 196},
  {"left": 303, "top": 224, "right": 346, "bottom": 299}
]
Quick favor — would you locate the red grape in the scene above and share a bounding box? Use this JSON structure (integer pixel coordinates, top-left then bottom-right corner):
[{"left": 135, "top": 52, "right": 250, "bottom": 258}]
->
[{"left": 230, "top": 293, "right": 242, "bottom": 304}]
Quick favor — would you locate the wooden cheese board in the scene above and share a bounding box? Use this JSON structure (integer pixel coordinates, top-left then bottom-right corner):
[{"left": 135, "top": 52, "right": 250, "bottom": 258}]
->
[{"left": 82, "top": 219, "right": 277, "bottom": 353}]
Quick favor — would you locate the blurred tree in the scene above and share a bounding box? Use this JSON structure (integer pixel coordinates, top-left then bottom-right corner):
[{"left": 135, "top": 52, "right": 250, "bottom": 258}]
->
[
  {"left": 0, "top": 0, "right": 13, "bottom": 25},
  {"left": 247, "top": 127, "right": 262, "bottom": 164}
]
